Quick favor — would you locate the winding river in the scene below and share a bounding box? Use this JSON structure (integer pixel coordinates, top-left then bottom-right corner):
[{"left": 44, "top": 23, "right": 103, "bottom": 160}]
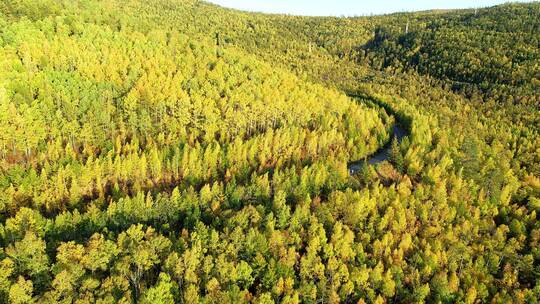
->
[{"left": 348, "top": 124, "right": 407, "bottom": 174}]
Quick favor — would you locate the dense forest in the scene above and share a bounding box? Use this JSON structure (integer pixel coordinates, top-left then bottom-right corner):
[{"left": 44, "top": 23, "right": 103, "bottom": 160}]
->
[{"left": 0, "top": 0, "right": 538, "bottom": 303}]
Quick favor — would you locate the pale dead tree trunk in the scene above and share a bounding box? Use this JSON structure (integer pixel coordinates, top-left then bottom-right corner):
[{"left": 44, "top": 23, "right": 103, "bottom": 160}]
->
[
  {"left": 405, "top": 20, "right": 409, "bottom": 34},
  {"left": 475, "top": 8, "right": 478, "bottom": 16}
]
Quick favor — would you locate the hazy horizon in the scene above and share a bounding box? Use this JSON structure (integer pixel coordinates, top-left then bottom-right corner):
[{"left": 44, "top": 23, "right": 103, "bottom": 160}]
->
[{"left": 206, "top": 0, "right": 534, "bottom": 16}]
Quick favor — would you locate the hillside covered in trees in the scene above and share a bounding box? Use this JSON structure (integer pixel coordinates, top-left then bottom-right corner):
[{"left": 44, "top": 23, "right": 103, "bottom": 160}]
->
[{"left": 0, "top": 0, "right": 538, "bottom": 303}]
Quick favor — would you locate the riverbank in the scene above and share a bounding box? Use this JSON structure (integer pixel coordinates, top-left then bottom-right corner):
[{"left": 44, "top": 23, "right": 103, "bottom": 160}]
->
[{"left": 348, "top": 123, "right": 406, "bottom": 174}]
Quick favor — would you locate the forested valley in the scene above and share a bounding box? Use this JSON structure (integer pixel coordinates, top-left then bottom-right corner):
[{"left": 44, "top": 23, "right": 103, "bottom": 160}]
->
[{"left": 0, "top": 0, "right": 538, "bottom": 303}]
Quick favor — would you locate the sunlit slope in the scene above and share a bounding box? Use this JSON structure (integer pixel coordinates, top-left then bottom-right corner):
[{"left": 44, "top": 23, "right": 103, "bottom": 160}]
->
[
  {"left": 0, "top": 1, "right": 538, "bottom": 304},
  {"left": 0, "top": 1, "right": 388, "bottom": 214},
  {"left": 57, "top": 0, "right": 538, "bottom": 104}
]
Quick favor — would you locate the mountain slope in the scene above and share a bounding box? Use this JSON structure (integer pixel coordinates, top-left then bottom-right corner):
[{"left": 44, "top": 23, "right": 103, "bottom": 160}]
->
[{"left": 0, "top": 1, "right": 538, "bottom": 303}]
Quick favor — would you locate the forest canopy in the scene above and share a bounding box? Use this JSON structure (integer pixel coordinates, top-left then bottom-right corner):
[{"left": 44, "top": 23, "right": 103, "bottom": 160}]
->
[{"left": 0, "top": 0, "right": 538, "bottom": 303}]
